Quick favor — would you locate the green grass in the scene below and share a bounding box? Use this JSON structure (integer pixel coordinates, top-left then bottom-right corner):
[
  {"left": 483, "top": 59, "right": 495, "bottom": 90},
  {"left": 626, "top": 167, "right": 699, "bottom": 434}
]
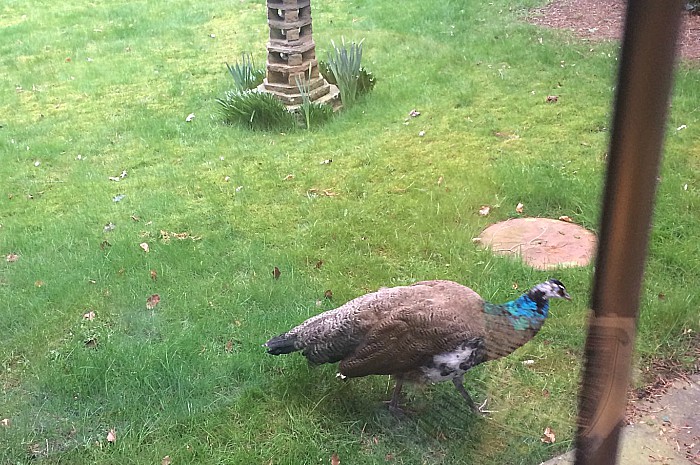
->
[{"left": 1, "top": 0, "right": 699, "bottom": 463}]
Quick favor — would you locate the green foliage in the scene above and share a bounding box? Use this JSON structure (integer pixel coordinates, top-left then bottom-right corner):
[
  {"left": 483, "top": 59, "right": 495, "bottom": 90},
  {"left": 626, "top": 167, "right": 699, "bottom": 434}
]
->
[
  {"left": 295, "top": 74, "right": 335, "bottom": 130},
  {"left": 320, "top": 60, "right": 376, "bottom": 96},
  {"left": 326, "top": 38, "right": 366, "bottom": 108},
  {"left": 217, "top": 90, "right": 295, "bottom": 131},
  {"left": 225, "top": 53, "right": 265, "bottom": 91}
]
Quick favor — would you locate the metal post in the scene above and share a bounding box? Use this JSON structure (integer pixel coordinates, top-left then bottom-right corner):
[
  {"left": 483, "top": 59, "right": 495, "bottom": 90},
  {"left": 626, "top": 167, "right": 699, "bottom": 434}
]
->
[{"left": 574, "top": 2, "right": 684, "bottom": 464}]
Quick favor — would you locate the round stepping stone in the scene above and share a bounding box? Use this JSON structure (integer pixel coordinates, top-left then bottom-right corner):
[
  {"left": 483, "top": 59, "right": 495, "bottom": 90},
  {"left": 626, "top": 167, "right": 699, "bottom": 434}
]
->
[{"left": 477, "top": 217, "right": 596, "bottom": 270}]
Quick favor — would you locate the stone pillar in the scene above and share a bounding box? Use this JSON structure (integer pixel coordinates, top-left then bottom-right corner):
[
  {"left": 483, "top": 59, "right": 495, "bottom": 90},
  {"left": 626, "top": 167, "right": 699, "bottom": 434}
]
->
[{"left": 258, "top": 0, "right": 339, "bottom": 107}]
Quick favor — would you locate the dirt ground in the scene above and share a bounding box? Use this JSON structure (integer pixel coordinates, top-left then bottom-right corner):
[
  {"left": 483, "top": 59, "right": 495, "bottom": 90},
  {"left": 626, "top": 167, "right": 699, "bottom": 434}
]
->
[{"left": 528, "top": 0, "right": 700, "bottom": 61}]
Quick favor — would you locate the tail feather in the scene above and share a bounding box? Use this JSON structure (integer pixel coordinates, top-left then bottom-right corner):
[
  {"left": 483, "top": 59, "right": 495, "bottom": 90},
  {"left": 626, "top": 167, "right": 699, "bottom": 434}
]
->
[{"left": 264, "top": 333, "right": 299, "bottom": 355}]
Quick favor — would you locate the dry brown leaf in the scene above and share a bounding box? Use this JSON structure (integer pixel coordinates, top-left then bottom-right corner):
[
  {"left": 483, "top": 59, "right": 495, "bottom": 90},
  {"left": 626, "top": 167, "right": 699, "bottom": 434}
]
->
[
  {"left": 1, "top": 418, "right": 11, "bottom": 427},
  {"left": 546, "top": 95, "right": 559, "bottom": 103},
  {"left": 131, "top": 215, "right": 140, "bottom": 222},
  {"left": 83, "top": 311, "right": 96, "bottom": 321},
  {"left": 85, "top": 338, "right": 98, "bottom": 349},
  {"left": 161, "top": 456, "right": 172, "bottom": 465},
  {"left": 139, "top": 242, "right": 150, "bottom": 253},
  {"left": 146, "top": 294, "right": 160, "bottom": 309},
  {"left": 558, "top": 215, "right": 573, "bottom": 223},
  {"left": 324, "top": 289, "right": 333, "bottom": 300},
  {"left": 6, "top": 253, "right": 19, "bottom": 262},
  {"left": 283, "top": 174, "right": 295, "bottom": 181},
  {"left": 322, "top": 189, "right": 338, "bottom": 197},
  {"left": 331, "top": 453, "right": 340, "bottom": 465},
  {"left": 35, "top": 280, "right": 44, "bottom": 287},
  {"left": 315, "top": 260, "right": 324, "bottom": 269},
  {"left": 225, "top": 340, "right": 234, "bottom": 353},
  {"left": 541, "top": 426, "right": 556, "bottom": 444},
  {"left": 516, "top": 202, "right": 524, "bottom": 214},
  {"left": 106, "top": 428, "right": 117, "bottom": 443},
  {"left": 173, "top": 232, "right": 189, "bottom": 240},
  {"left": 272, "top": 267, "right": 281, "bottom": 280},
  {"left": 150, "top": 270, "right": 158, "bottom": 281},
  {"left": 437, "top": 176, "right": 444, "bottom": 186},
  {"left": 478, "top": 205, "right": 491, "bottom": 216}
]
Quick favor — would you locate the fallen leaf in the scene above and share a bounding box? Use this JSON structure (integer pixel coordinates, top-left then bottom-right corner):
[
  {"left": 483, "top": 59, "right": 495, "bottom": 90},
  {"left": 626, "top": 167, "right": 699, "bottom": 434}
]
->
[
  {"left": 541, "top": 426, "right": 556, "bottom": 444},
  {"left": 283, "top": 174, "right": 295, "bottom": 181},
  {"left": 35, "top": 280, "right": 44, "bottom": 287},
  {"left": 558, "top": 215, "right": 573, "bottom": 223},
  {"left": 315, "top": 260, "right": 323, "bottom": 269},
  {"left": 106, "top": 428, "right": 117, "bottom": 443},
  {"left": 173, "top": 232, "right": 190, "bottom": 240},
  {"left": 512, "top": 282, "right": 518, "bottom": 290},
  {"left": 522, "top": 359, "right": 535, "bottom": 365},
  {"left": 471, "top": 237, "right": 482, "bottom": 244},
  {"left": 83, "top": 311, "right": 96, "bottom": 321},
  {"left": 139, "top": 242, "right": 150, "bottom": 253},
  {"left": 108, "top": 176, "right": 120, "bottom": 182},
  {"left": 408, "top": 109, "right": 421, "bottom": 117},
  {"left": 103, "top": 222, "right": 116, "bottom": 233},
  {"left": 112, "top": 194, "right": 125, "bottom": 202},
  {"left": 225, "top": 340, "right": 234, "bottom": 353},
  {"left": 1, "top": 418, "right": 11, "bottom": 427},
  {"left": 331, "top": 453, "right": 340, "bottom": 465},
  {"left": 437, "top": 176, "right": 444, "bottom": 186},
  {"left": 131, "top": 215, "right": 140, "bottom": 222},
  {"left": 546, "top": 95, "right": 559, "bottom": 103},
  {"left": 677, "top": 124, "right": 687, "bottom": 131},
  {"left": 100, "top": 240, "right": 111, "bottom": 250},
  {"left": 272, "top": 267, "right": 281, "bottom": 279},
  {"left": 320, "top": 159, "right": 332, "bottom": 165},
  {"left": 160, "top": 230, "right": 170, "bottom": 241},
  {"left": 235, "top": 185, "right": 243, "bottom": 192},
  {"left": 120, "top": 170, "right": 127, "bottom": 179},
  {"left": 322, "top": 189, "right": 338, "bottom": 197},
  {"left": 185, "top": 113, "right": 195, "bottom": 122},
  {"left": 150, "top": 269, "right": 158, "bottom": 281},
  {"left": 146, "top": 294, "right": 160, "bottom": 310},
  {"left": 516, "top": 202, "right": 524, "bottom": 214},
  {"left": 315, "top": 300, "right": 323, "bottom": 307},
  {"left": 161, "top": 456, "right": 172, "bottom": 465},
  {"left": 418, "top": 130, "right": 426, "bottom": 137},
  {"left": 542, "top": 388, "right": 550, "bottom": 398},
  {"left": 6, "top": 253, "right": 19, "bottom": 262},
  {"left": 85, "top": 338, "right": 98, "bottom": 349},
  {"left": 478, "top": 205, "right": 491, "bottom": 216},
  {"left": 324, "top": 289, "right": 333, "bottom": 300},
  {"left": 224, "top": 176, "right": 230, "bottom": 182}
]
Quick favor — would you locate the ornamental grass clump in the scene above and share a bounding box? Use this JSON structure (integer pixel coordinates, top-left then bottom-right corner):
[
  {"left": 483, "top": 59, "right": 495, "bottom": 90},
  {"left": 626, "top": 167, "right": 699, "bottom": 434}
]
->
[
  {"left": 325, "top": 38, "right": 375, "bottom": 108},
  {"left": 225, "top": 52, "right": 265, "bottom": 92}
]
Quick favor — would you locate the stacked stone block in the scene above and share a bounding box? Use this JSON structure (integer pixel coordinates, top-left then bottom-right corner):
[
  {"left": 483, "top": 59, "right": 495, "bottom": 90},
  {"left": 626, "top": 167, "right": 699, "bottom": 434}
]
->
[{"left": 258, "top": 0, "right": 338, "bottom": 107}]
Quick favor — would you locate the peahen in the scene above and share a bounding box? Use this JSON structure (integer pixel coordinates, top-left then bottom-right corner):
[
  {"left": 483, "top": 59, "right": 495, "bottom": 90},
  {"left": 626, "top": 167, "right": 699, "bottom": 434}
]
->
[{"left": 264, "top": 279, "right": 570, "bottom": 413}]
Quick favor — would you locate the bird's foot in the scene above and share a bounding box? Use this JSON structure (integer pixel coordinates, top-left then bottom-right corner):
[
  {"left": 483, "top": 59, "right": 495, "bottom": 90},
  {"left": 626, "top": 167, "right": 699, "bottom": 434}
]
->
[{"left": 473, "top": 398, "right": 496, "bottom": 416}]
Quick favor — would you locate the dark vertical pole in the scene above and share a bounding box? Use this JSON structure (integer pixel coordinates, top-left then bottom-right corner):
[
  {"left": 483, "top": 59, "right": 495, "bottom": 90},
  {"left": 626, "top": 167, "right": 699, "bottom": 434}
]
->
[{"left": 574, "top": 2, "right": 683, "bottom": 465}]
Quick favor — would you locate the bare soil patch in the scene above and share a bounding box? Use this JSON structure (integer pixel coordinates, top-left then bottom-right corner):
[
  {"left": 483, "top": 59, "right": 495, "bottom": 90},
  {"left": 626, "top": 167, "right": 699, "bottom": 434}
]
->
[{"left": 528, "top": 0, "right": 700, "bottom": 62}]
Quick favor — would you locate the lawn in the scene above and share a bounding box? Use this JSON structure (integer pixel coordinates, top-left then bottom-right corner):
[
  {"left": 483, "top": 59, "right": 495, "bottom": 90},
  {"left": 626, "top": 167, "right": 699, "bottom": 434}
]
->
[{"left": 1, "top": 0, "right": 699, "bottom": 463}]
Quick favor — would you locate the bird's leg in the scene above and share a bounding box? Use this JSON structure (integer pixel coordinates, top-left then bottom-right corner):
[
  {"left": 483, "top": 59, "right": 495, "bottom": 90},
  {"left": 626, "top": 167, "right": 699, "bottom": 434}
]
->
[
  {"left": 386, "top": 377, "right": 406, "bottom": 417},
  {"left": 452, "top": 376, "right": 482, "bottom": 414}
]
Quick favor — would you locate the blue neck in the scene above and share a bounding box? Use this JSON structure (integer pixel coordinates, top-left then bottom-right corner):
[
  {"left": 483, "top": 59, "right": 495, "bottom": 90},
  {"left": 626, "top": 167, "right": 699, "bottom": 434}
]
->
[{"left": 485, "top": 293, "right": 550, "bottom": 331}]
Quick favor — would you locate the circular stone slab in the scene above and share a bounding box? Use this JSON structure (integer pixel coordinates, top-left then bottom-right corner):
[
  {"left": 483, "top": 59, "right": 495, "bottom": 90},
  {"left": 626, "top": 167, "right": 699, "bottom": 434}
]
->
[{"left": 477, "top": 217, "right": 597, "bottom": 270}]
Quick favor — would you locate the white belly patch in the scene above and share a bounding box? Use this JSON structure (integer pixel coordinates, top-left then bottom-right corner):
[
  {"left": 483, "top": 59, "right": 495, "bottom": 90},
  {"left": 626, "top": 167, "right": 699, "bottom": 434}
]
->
[{"left": 420, "top": 345, "right": 477, "bottom": 382}]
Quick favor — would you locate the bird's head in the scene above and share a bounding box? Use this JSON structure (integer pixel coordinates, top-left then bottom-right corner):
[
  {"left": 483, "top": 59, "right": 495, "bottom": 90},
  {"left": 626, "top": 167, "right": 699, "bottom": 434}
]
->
[{"left": 530, "top": 279, "right": 571, "bottom": 302}]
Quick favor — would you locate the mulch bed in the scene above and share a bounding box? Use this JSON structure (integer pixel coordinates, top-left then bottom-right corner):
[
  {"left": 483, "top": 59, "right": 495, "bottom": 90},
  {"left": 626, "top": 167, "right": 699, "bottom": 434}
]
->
[{"left": 528, "top": 0, "right": 700, "bottom": 62}]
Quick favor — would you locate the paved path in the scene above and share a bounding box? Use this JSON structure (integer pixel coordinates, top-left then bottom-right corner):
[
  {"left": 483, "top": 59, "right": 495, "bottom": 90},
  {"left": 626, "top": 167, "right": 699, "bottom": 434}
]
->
[{"left": 541, "top": 374, "right": 700, "bottom": 465}]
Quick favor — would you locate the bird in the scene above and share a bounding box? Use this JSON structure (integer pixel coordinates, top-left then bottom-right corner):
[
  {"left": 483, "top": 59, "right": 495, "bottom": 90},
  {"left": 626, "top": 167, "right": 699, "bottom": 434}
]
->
[{"left": 264, "top": 278, "right": 570, "bottom": 413}]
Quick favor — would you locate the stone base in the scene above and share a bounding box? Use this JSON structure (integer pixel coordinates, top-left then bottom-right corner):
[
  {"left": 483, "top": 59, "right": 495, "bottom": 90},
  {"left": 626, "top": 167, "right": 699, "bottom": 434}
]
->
[{"left": 257, "top": 80, "right": 341, "bottom": 110}]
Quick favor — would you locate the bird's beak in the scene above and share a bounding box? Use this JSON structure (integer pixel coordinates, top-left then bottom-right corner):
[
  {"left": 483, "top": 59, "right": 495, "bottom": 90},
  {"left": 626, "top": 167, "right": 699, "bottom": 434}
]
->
[{"left": 563, "top": 292, "right": 572, "bottom": 301}]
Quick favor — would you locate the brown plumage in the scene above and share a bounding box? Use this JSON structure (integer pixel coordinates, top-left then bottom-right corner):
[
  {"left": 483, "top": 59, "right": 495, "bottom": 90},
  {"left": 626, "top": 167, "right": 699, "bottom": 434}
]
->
[{"left": 265, "top": 279, "right": 570, "bottom": 412}]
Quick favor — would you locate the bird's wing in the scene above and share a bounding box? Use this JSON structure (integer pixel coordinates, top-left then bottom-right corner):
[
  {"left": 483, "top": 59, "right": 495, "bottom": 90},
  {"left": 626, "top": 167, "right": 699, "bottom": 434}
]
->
[{"left": 338, "top": 280, "right": 486, "bottom": 377}]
